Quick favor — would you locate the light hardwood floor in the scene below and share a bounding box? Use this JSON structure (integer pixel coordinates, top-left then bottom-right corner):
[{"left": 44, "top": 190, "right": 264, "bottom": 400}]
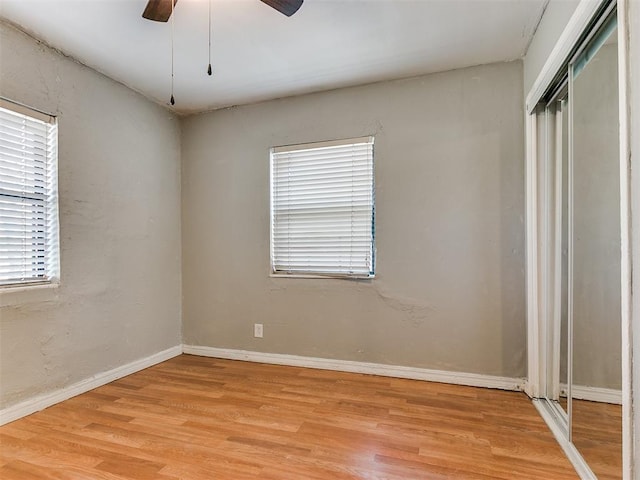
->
[{"left": 0, "top": 355, "right": 579, "bottom": 479}]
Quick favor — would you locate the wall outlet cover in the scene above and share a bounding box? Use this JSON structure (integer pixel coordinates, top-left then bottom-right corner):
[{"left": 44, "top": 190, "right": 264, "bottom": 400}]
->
[{"left": 254, "top": 324, "right": 263, "bottom": 338}]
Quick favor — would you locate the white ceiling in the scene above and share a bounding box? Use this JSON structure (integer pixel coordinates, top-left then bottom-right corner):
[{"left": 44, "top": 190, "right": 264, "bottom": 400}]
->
[{"left": 0, "top": 0, "right": 547, "bottom": 115}]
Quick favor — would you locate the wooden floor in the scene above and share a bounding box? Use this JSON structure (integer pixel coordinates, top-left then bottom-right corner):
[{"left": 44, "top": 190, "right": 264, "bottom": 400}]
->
[
  {"left": 573, "top": 399, "right": 622, "bottom": 480},
  {"left": 0, "top": 355, "right": 580, "bottom": 479}
]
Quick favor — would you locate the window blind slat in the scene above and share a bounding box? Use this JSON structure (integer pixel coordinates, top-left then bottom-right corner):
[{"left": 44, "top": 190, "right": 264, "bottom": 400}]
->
[
  {"left": 273, "top": 223, "right": 374, "bottom": 232},
  {"left": 0, "top": 178, "right": 48, "bottom": 192},
  {"left": 0, "top": 104, "right": 58, "bottom": 286},
  {"left": 273, "top": 155, "right": 372, "bottom": 168},
  {"left": 0, "top": 150, "right": 47, "bottom": 167},
  {"left": 274, "top": 195, "right": 373, "bottom": 205},
  {"left": 0, "top": 255, "right": 46, "bottom": 261},
  {"left": 273, "top": 181, "right": 374, "bottom": 192},
  {"left": 273, "top": 147, "right": 372, "bottom": 163},
  {"left": 0, "top": 261, "right": 47, "bottom": 270},
  {"left": 0, "top": 116, "right": 49, "bottom": 132},
  {"left": 270, "top": 137, "right": 374, "bottom": 277},
  {"left": 0, "top": 161, "right": 47, "bottom": 173},
  {"left": 0, "top": 132, "right": 48, "bottom": 150},
  {"left": 0, "top": 209, "right": 48, "bottom": 219},
  {"left": 273, "top": 165, "right": 373, "bottom": 178}
]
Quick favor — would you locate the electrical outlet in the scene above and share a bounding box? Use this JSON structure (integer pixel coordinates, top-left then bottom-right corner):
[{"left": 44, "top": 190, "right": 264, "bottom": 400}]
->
[{"left": 254, "top": 323, "right": 263, "bottom": 338}]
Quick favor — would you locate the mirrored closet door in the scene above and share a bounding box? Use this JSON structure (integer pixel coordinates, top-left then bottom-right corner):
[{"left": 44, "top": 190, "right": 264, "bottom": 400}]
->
[
  {"left": 569, "top": 14, "right": 621, "bottom": 479},
  {"left": 529, "top": 1, "right": 622, "bottom": 478}
]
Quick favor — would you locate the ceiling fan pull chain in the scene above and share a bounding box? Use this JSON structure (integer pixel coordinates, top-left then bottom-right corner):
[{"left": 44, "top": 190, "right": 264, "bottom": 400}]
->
[
  {"left": 207, "top": 0, "right": 213, "bottom": 76},
  {"left": 170, "top": 0, "right": 175, "bottom": 105}
]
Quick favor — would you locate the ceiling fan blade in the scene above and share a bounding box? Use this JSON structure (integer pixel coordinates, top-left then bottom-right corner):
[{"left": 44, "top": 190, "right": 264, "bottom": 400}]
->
[
  {"left": 142, "top": 0, "right": 178, "bottom": 22},
  {"left": 260, "top": 0, "right": 303, "bottom": 17}
]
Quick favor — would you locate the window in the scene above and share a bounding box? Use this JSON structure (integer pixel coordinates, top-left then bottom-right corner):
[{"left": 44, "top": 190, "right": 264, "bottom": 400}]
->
[
  {"left": 0, "top": 100, "right": 59, "bottom": 287},
  {"left": 270, "top": 136, "right": 375, "bottom": 278}
]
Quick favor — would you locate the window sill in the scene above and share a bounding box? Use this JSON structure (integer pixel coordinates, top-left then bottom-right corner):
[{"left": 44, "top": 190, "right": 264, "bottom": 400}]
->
[
  {"left": 270, "top": 272, "right": 374, "bottom": 280},
  {"left": 0, "top": 281, "right": 60, "bottom": 293},
  {"left": 0, "top": 281, "right": 60, "bottom": 308}
]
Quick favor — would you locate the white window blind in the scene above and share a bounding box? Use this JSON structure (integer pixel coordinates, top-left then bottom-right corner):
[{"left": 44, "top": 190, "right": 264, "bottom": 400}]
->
[
  {"left": 270, "top": 136, "right": 375, "bottom": 277},
  {"left": 0, "top": 101, "right": 59, "bottom": 287}
]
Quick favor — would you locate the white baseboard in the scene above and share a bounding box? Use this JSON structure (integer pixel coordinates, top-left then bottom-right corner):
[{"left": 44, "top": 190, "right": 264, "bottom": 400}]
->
[
  {"left": 182, "top": 345, "right": 525, "bottom": 392},
  {"left": 560, "top": 383, "right": 622, "bottom": 405},
  {"left": 0, "top": 345, "right": 182, "bottom": 426},
  {"left": 0, "top": 344, "right": 528, "bottom": 427}
]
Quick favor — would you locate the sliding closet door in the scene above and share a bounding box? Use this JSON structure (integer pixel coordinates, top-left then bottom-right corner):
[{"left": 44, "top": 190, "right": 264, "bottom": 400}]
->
[{"left": 569, "top": 14, "right": 622, "bottom": 478}]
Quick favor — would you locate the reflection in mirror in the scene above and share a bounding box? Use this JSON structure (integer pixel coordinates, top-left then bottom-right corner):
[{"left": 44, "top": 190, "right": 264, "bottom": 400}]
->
[
  {"left": 570, "top": 17, "right": 621, "bottom": 479},
  {"left": 559, "top": 94, "right": 569, "bottom": 415},
  {"left": 547, "top": 92, "right": 570, "bottom": 418}
]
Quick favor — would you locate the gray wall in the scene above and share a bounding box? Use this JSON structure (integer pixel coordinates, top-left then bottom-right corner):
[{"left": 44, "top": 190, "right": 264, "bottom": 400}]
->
[
  {"left": 0, "top": 23, "right": 182, "bottom": 408},
  {"left": 181, "top": 61, "right": 526, "bottom": 378},
  {"left": 524, "top": 0, "right": 579, "bottom": 95}
]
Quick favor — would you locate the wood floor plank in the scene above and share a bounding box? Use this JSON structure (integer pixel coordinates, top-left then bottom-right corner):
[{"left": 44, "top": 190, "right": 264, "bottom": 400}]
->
[{"left": 0, "top": 355, "right": 581, "bottom": 479}]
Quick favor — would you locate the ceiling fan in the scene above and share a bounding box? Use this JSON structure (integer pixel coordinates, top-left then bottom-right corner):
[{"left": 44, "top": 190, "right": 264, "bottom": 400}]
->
[
  {"left": 142, "top": 0, "right": 303, "bottom": 106},
  {"left": 142, "top": 0, "right": 304, "bottom": 22}
]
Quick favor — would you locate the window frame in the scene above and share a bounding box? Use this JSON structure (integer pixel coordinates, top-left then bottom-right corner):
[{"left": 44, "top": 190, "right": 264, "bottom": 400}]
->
[
  {"left": 0, "top": 98, "right": 60, "bottom": 289},
  {"left": 269, "top": 136, "right": 376, "bottom": 280}
]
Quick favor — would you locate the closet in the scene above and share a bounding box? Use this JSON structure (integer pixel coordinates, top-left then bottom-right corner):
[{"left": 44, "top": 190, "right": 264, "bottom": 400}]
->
[{"left": 525, "top": 1, "right": 622, "bottom": 478}]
